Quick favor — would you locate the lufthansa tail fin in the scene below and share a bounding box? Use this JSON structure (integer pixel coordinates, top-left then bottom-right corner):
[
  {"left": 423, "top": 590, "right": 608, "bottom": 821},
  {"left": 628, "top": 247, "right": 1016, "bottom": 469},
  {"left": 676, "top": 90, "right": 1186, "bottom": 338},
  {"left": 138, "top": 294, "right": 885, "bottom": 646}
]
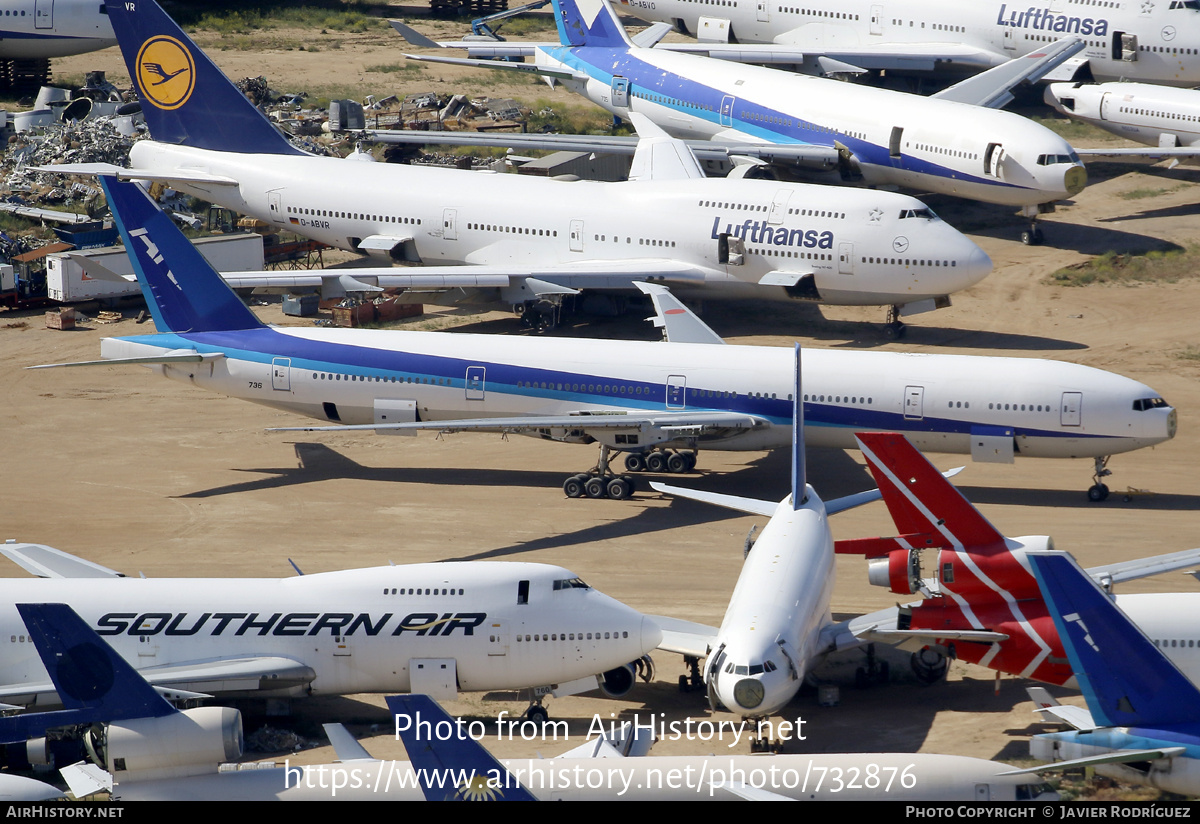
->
[
  {"left": 855, "top": 432, "right": 1006, "bottom": 549},
  {"left": 101, "top": 177, "right": 264, "bottom": 334},
  {"left": 106, "top": 0, "right": 301, "bottom": 155},
  {"left": 1027, "top": 551, "right": 1200, "bottom": 730},
  {"left": 387, "top": 694, "right": 537, "bottom": 801},
  {"left": 0, "top": 604, "right": 175, "bottom": 745},
  {"left": 553, "top": 0, "right": 634, "bottom": 49}
]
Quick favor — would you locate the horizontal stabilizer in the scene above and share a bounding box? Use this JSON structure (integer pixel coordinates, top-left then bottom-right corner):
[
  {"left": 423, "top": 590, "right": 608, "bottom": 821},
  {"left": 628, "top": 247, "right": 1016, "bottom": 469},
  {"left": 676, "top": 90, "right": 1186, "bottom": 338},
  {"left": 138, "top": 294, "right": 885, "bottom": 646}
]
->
[
  {"left": 36, "top": 163, "right": 239, "bottom": 187},
  {"left": 59, "top": 762, "right": 112, "bottom": 799},
  {"left": 648, "top": 615, "right": 718, "bottom": 658},
  {"left": 323, "top": 723, "right": 375, "bottom": 762},
  {"left": 0, "top": 542, "right": 123, "bottom": 578},
  {"left": 404, "top": 51, "right": 585, "bottom": 81},
  {"left": 1000, "top": 747, "right": 1186, "bottom": 776},
  {"left": 1087, "top": 545, "right": 1200, "bottom": 586},
  {"left": 29, "top": 351, "right": 224, "bottom": 370},
  {"left": 649, "top": 481, "right": 777, "bottom": 517}
]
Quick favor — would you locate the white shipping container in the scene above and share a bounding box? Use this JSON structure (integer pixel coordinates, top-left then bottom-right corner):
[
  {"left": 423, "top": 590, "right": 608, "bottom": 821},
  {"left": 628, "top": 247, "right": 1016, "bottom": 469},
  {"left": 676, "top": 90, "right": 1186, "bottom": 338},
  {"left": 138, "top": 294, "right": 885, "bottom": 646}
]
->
[{"left": 47, "top": 234, "right": 265, "bottom": 302}]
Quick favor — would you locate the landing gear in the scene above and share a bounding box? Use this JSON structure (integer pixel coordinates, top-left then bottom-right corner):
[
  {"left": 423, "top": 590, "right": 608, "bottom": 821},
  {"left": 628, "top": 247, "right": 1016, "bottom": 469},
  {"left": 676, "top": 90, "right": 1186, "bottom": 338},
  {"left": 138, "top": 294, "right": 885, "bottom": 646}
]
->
[
  {"left": 1018, "top": 202, "right": 1054, "bottom": 246},
  {"left": 562, "top": 445, "right": 637, "bottom": 500},
  {"left": 517, "top": 297, "right": 563, "bottom": 332},
  {"left": 747, "top": 721, "right": 785, "bottom": 753},
  {"left": 525, "top": 703, "right": 549, "bottom": 724},
  {"left": 623, "top": 449, "right": 697, "bottom": 474},
  {"left": 678, "top": 656, "right": 704, "bottom": 693},
  {"left": 884, "top": 305, "right": 907, "bottom": 339},
  {"left": 1088, "top": 456, "right": 1113, "bottom": 502},
  {"left": 853, "top": 644, "right": 890, "bottom": 688},
  {"left": 1020, "top": 225, "right": 1045, "bottom": 246}
]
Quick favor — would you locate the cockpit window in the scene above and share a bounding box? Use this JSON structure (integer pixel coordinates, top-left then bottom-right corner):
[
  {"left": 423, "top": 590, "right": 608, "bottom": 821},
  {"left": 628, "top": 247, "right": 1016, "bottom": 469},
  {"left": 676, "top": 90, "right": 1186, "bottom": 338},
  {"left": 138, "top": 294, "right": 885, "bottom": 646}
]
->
[
  {"left": 1170, "top": 0, "right": 1200, "bottom": 10},
  {"left": 1037, "top": 153, "right": 1079, "bottom": 166},
  {"left": 1133, "top": 397, "right": 1170, "bottom": 411},
  {"left": 899, "top": 208, "right": 937, "bottom": 219},
  {"left": 553, "top": 577, "right": 590, "bottom": 590}
]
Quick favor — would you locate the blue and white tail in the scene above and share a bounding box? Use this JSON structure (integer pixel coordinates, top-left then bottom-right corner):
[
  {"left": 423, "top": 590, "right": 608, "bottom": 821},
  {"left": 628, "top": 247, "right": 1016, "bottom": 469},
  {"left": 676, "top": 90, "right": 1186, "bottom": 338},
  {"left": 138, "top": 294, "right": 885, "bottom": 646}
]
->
[
  {"left": 107, "top": 0, "right": 301, "bottom": 155},
  {"left": 553, "top": 0, "right": 634, "bottom": 48},
  {"left": 102, "top": 177, "right": 264, "bottom": 334},
  {"left": 1027, "top": 552, "right": 1200, "bottom": 729},
  {"left": 387, "top": 695, "right": 537, "bottom": 801},
  {"left": 0, "top": 604, "right": 175, "bottom": 745}
]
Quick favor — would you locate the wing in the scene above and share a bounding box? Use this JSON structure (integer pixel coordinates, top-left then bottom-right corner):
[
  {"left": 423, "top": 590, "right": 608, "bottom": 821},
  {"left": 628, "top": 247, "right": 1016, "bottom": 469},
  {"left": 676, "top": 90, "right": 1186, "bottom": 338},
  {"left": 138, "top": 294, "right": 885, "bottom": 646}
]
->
[
  {"left": 932, "top": 36, "right": 1086, "bottom": 109},
  {"left": 1075, "top": 147, "right": 1200, "bottom": 166},
  {"left": 648, "top": 615, "right": 718, "bottom": 658},
  {"left": 271, "top": 409, "right": 771, "bottom": 437},
  {"left": 653, "top": 40, "right": 1005, "bottom": 74},
  {"left": 1087, "top": 546, "right": 1200, "bottom": 586},
  {"left": 0, "top": 543, "right": 123, "bottom": 578}
]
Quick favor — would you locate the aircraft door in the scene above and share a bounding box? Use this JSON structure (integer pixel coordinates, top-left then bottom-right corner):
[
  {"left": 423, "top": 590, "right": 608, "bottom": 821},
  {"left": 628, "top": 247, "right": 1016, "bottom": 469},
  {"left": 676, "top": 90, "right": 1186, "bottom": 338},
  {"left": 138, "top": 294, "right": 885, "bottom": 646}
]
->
[
  {"left": 35, "top": 0, "right": 52, "bottom": 29},
  {"left": 569, "top": 219, "right": 584, "bottom": 252},
  {"left": 838, "top": 242, "right": 854, "bottom": 274},
  {"left": 870, "top": 5, "right": 883, "bottom": 35},
  {"left": 757, "top": 0, "right": 770, "bottom": 22},
  {"left": 889, "top": 126, "right": 904, "bottom": 160},
  {"left": 272, "top": 357, "right": 291, "bottom": 391},
  {"left": 267, "top": 190, "right": 286, "bottom": 226},
  {"left": 666, "top": 375, "right": 687, "bottom": 409},
  {"left": 769, "top": 189, "right": 791, "bottom": 224},
  {"left": 975, "top": 784, "right": 991, "bottom": 801},
  {"left": 465, "top": 365, "right": 486, "bottom": 401},
  {"left": 720, "top": 95, "right": 736, "bottom": 128},
  {"left": 1113, "top": 32, "right": 1139, "bottom": 61},
  {"left": 1061, "top": 392, "right": 1082, "bottom": 426},
  {"left": 1003, "top": 28, "right": 1016, "bottom": 50},
  {"left": 611, "top": 76, "right": 630, "bottom": 109},
  {"left": 984, "top": 142, "right": 1005, "bottom": 178},
  {"left": 903, "top": 385, "right": 924, "bottom": 420},
  {"left": 442, "top": 208, "right": 458, "bottom": 241},
  {"left": 487, "top": 620, "right": 508, "bottom": 656}
]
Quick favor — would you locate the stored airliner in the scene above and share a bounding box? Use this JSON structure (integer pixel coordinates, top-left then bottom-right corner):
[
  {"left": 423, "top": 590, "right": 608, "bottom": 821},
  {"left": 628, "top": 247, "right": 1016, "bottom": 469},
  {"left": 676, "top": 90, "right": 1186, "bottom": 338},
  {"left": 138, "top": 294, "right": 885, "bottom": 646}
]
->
[
  {"left": 32, "top": 177, "right": 1175, "bottom": 500},
  {"left": 393, "top": 0, "right": 1089, "bottom": 243},
  {"left": 614, "top": 0, "right": 1200, "bottom": 87},
  {"left": 1045, "top": 81, "right": 1200, "bottom": 164},
  {"left": 0, "top": 0, "right": 114, "bottom": 60},
  {"left": 841, "top": 432, "right": 1200, "bottom": 688},
  {"left": 79, "top": 0, "right": 992, "bottom": 330},
  {"left": 0, "top": 542, "right": 661, "bottom": 720}
]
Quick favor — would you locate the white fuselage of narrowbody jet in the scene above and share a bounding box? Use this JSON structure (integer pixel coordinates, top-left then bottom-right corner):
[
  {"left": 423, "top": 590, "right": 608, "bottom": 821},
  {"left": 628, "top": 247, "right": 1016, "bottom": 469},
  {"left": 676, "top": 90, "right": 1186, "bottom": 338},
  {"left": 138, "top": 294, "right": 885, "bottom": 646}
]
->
[
  {"left": 704, "top": 488, "right": 834, "bottom": 718},
  {"left": 530, "top": 45, "right": 1086, "bottom": 208},
  {"left": 0, "top": 0, "right": 116, "bottom": 59},
  {"left": 0, "top": 563, "right": 660, "bottom": 701},
  {"left": 102, "top": 324, "right": 1176, "bottom": 461},
  {"left": 618, "top": 0, "right": 1200, "bottom": 87},
  {"left": 127, "top": 142, "right": 990, "bottom": 308},
  {"left": 1045, "top": 81, "right": 1200, "bottom": 147}
]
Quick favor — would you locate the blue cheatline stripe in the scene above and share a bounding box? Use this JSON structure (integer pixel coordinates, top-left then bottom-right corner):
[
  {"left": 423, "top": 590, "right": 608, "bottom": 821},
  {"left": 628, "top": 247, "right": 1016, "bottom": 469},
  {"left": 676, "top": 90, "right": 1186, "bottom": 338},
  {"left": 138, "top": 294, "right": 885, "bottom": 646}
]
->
[
  {"left": 117, "top": 328, "right": 1116, "bottom": 442},
  {"left": 545, "top": 46, "right": 1027, "bottom": 193}
]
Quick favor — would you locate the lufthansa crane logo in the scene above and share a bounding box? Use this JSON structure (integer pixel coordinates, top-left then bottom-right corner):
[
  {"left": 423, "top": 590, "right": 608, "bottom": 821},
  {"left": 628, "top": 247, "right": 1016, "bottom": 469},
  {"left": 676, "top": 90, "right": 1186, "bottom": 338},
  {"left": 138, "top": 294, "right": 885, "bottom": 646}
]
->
[{"left": 135, "top": 36, "right": 195, "bottom": 110}]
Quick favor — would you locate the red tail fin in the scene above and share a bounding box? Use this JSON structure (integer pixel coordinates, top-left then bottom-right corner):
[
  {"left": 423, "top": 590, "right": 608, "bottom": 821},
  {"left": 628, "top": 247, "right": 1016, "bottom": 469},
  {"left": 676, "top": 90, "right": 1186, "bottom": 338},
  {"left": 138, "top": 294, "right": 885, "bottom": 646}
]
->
[{"left": 854, "top": 433, "right": 1005, "bottom": 548}]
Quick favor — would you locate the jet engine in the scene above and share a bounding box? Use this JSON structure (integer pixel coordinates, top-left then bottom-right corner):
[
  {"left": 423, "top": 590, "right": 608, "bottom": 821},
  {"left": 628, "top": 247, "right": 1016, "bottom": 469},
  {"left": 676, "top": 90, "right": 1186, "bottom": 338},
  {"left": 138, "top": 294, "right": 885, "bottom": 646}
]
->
[
  {"left": 88, "top": 706, "right": 243, "bottom": 781},
  {"left": 598, "top": 655, "right": 655, "bottom": 698}
]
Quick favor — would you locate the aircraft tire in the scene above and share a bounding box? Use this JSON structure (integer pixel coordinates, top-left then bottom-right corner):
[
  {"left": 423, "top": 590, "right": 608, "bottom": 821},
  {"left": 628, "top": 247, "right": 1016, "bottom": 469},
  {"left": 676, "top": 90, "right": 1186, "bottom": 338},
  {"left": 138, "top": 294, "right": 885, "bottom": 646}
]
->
[
  {"left": 584, "top": 476, "right": 608, "bottom": 498},
  {"left": 667, "top": 452, "right": 688, "bottom": 473},
  {"left": 646, "top": 452, "right": 668, "bottom": 473},
  {"left": 563, "top": 475, "right": 586, "bottom": 498},
  {"left": 624, "top": 454, "right": 646, "bottom": 472},
  {"left": 1087, "top": 483, "right": 1110, "bottom": 502}
]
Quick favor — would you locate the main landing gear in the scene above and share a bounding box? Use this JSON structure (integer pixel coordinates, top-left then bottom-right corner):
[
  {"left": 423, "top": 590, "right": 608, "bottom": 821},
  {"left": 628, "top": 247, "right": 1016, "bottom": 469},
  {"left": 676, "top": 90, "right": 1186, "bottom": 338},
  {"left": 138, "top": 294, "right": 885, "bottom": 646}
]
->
[
  {"left": 561, "top": 447, "right": 698, "bottom": 500},
  {"left": 884, "top": 305, "right": 907, "bottom": 339},
  {"left": 678, "top": 656, "right": 704, "bottom": 693},
  {"left": 1088, "top": 455, "right": 1113, "bottom": 502}
]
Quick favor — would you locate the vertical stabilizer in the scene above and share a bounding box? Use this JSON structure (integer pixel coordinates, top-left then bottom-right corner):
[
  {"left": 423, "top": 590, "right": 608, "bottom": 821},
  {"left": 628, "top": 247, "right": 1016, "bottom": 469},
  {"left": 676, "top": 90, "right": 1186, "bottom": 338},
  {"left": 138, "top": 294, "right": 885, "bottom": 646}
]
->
[
  {"left": 387, "top": 695, "right": 537, "bottom": 801},
  {"left": 553, "top": 0, "right": 634, "bottom": 48},
  {"left": 855, "top": 432, "right": 1005, "bottom": 548},
  {"left": 101, "top": 177, "right": 263, "bottom": 334},
  {"left": 1028, "top": 552, "right": 1200, "bottom": 729},
  {"left": 106, "top": 0, "right": 301, "bottom": 155},
  {"left": 792, "top": 342, "right": 806, "bottom": 508}
]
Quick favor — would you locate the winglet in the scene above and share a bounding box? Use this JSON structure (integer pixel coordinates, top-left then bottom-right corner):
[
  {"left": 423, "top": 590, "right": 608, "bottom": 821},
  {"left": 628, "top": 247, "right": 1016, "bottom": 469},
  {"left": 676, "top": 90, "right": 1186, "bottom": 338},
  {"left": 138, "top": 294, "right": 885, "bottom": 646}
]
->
[
  {"left": 1027, "top": 551, "right": 1200, "bottom": 729},
  {"left": 792, "top": 342, "right": 806, "bottom": 509},
  {"left": 101, "top": 176, "right": 264, "bottom": 334},
  {"left": 105, "top": 0, "right": 301, "bottom": 154},
  {"left": 634, "top": 282, "right": 724, "bottom": 344},
  {"left": 387, "top": 694, "right": 537, "bottom": 801},
  {"left": 854, "top": 432, "right": 1005, "bottom": 548}
]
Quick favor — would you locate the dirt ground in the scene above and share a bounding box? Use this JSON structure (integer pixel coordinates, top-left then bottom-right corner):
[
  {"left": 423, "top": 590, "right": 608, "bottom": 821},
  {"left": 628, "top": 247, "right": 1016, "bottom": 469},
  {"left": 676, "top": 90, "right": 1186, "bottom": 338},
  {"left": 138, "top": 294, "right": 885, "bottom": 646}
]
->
[{"left": 4, "top": 5, "right": 1198, "bottom": 793}]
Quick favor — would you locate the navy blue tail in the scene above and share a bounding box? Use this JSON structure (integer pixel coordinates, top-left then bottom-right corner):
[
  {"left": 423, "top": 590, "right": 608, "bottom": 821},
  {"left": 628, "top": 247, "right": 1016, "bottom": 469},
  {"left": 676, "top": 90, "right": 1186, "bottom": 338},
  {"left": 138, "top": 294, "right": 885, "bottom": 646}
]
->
[
  {"left": 387, "top": 695, "right": 536, "bottom": 801},
  {"left": 553, "top": 0, "right": 633, "bottom": 48},
  {"left": 107, "top": 0, "right": 301, "bottom": 155},
  {"left": 1028, "top": 552, "right": 1200, "bottom": 729},
  {"left": 101, "top": 177, "right": 263, "bottom": 334},
  {"left": 0, "top": 604, "right": 174, "bottom": 745}
]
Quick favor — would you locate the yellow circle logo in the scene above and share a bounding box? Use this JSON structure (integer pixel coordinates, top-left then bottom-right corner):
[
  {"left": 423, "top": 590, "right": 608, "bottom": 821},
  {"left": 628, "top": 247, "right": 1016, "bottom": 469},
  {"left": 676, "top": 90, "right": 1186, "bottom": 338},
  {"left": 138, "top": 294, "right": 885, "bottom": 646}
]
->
[{"left": 135, "top": 36, "right": 195, "bottom": 111}]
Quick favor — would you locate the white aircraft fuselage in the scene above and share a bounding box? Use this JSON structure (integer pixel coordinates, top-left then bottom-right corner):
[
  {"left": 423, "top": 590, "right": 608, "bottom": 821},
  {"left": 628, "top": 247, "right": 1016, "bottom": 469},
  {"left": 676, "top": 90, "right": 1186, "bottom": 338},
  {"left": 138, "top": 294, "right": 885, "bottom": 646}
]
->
[
  {"left": 103, "top": 324, "right": 1176, "bottom": 461},
  {"left": 1045, "top": 81, "right": 1200, "bottom": 148},
  {"left": 532, "top": 43, "right": 1087, "bottom": 208},
  {"left": 0, "top": 0, "right": 115, "bottom": 59},
  {"left": 127, "top": 142, "right": 990, "bottom": 308},
  {"left": 0, "top": 563, "right": 660, "bottom": 702},
  {"left": 619, "top": 0, "right": 1200, "bottom": 86},
  {"left": 704, "top": 487, "right": 834, "bottom": 717}
]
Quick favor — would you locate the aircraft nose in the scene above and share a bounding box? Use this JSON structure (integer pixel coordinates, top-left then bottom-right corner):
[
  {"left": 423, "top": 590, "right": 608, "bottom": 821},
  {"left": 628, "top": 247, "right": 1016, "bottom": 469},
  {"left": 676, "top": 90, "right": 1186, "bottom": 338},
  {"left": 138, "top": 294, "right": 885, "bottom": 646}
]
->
[
  {"left": 1064, "top": 164, "right": 1088, "bottom": 197},
  {"left": 1167, "top": 408, "right": 1178, "bottom": 440},
  {"left": 962, "top": 244, "right": 992, "bottom": 288}
]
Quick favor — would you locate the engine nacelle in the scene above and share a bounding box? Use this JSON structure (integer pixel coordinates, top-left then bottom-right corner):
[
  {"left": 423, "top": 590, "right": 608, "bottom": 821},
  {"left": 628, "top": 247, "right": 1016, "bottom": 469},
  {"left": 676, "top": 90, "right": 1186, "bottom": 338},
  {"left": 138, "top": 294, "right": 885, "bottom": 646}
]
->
[
  {"left": 867, "top": 549, "right": 921, "bottom": 594},
  {"left": 598, "top": 663, "right": 636, "bottom": 698},
  {"left": 98, "top": 706, "right": 243, "bottom": 782}
]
